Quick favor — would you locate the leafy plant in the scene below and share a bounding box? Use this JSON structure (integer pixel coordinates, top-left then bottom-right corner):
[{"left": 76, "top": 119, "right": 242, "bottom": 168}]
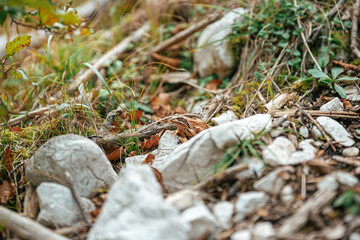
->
[
  {"left": 333, "top": 189, "right": 360, "bottom": 215},
  {"left": 307, "top": 67, "right": 359, "bottom": 98}
]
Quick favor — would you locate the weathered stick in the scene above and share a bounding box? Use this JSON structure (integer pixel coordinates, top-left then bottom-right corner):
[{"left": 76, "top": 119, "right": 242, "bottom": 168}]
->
[
  {"left": 273, "top": 109, "right": 360, "bottom": 119},
  {"left": 193, "top": 163, "right": 248, "bottom": 190},
  {"left": 277, "top": 188, "right": 337, "bottom": 237},
  {"left": 0, "top": 205, "right": 69, "bottom": 240},
  {"left": 66, "top": 22, "right": 151, "bottom": 95},
  {"left": 350, "top": 0, "right": 360, "bottom": 58},
  {"left": 150, "top": 13, "right": 223, "bottom": 54},
  {"left": 1, "top": 106, "right": 53, "bottom": 127}
]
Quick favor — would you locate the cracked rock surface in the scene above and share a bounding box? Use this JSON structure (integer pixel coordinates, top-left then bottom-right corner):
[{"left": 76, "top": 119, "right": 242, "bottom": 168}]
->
[
  {"left": 25, "top": 134, "right": 117, "bottom": 198},
  {"left": 162, "top": 114, "right": 272, "bottom": 192}
]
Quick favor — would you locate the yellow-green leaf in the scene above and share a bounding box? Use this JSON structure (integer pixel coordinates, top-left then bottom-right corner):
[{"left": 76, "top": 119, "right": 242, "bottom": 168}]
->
[
  {"left": 62, "top": 9, "right": 82, "bottom": 26},
  {"left": 5, "top": 35, "right": 31, "bottom": 56}
]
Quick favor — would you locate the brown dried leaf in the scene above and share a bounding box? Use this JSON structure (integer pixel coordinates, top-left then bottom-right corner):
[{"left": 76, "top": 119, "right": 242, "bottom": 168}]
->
[
  {"left": 141, "top": 153, "right": 156, "bottom": 165},
  {"left": 205, "top": 79, "right": 222, "bottom": 91},
  {"left": 0, "top": 180, "right": 14, "bottom": 204}
]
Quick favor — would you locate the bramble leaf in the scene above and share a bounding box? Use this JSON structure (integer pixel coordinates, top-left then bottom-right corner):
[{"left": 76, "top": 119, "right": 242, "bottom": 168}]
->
[{"left": 5, "top": 35, "right": 31, "bottom": 56}]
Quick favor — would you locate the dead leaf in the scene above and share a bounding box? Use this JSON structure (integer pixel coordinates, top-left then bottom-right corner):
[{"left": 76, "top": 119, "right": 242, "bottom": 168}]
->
[
  {"left": 0, "top": 180, "right": 14, "bottom": 204},
  {"left": 11, "top": 126, "right": 23, "bottom": 132},
  {"left": 205, "top": 79, "right": 222, "bottom": 90},
  {"left": 105, "top": 146, "right": 125, "bottom": 161},
  {"left": 141, "top": 153, "right": 155, "bottom": 165},
  {"left": 4, "top": 149, "right": 13, "bottom": 174},
  {"left": 139, "top": 135, "right": 160, "bottom": 149}
]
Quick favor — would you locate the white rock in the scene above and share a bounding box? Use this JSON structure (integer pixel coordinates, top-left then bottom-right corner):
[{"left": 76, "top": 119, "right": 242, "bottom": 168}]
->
[
  {"left": 212, "top": 111, "right": 239, "bottom": 125},
  {"left": 316, "top": 117, "right": 354, "bottom": 147},
  {"left": 125, "top": 130, "right": 180, "bottom": 171},
  {"left": 252, "top": 222, "right": 275, "bottom": 240},
  {"left": 350, "top": 233, "right": 360, "bottom": 240},
  {"left": 237, "top": 158, "right": 264, "bottom": 179},
  {"left": 87, "top": 166, "right": 189, "bottom": 240},
  {"left": 36, "top": 182, "right": 95, "bottom": 227},
  {"left": 290, "top": 139, "right": 317, "bottom": 164},
  {"left": 125, "top": 154, "right": 147, "bottom": 167},
  {"left": 166, "top": 189, "right": 203, "bottom": 212},
  {"left": 235, "top": 191, "right": 269, "bottom": 221},
  {"left": 253, "top": 168, "right": 287, "bottom": 195},
  {"left": 345, "top": 86, "right": 360, "bottom": 101},
  {"left": 281, "top": 185, "right": 295, "bottom": 204},
  {"left": 322, "top": 224, "right": 346, "bottom": 240},
  {"left": 320, "top": 97, "right": 344, "bottom": 111},
  {"left": 181, "top": 204, "right": 217, "bottom": 240},
  {"left": 317, "top": 175, "right": 339, "bottom": 191},
  {"left": 262, "top": 137, "right": 296, "bottom": 166},
  {"left": 231, "top": 230, "right": 252, "bottom": 240},
  {"left": 163, "top": 114, "right": 272, "bottom": 192},
  {"left": 194, "top": 8, "right": 247, "bottom": 79},
  {"left": 213, "top": 201, "right": 234, "bottom": 229},
  {"left": 299, "top": 126, "right": 309, "bottom": 138},
  {"left": 343, "top": 147, "right": 360, "bottom": 157},
  {"left": 333, "top": 171, "right": 359, "bottom": 187},
  {"left": 26, "top": 134, "right": 117, "bottom": 198}
]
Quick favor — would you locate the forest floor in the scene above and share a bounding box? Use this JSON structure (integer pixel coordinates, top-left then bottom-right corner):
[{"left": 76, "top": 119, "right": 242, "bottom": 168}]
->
[{"left": 1, "top": 0, "right": 360, "bottom": 239}]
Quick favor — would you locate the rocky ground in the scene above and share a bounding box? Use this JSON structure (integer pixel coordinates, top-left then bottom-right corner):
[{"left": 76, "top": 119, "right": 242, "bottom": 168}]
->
[{"left": 1, "top": 0, "right": 360, "bottom": 239}]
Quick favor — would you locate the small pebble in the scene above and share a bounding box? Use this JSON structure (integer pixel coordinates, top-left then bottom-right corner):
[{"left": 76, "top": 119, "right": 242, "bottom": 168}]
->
[
  {"left": 343, "top": 147, "right": 359, "bottom": 157},
  {"left": 299, "top": 126, "right": 309, "bottom": 138}
]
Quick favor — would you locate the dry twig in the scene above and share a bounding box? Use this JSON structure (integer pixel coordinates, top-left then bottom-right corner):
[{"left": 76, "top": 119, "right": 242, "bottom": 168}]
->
[
  {"left": 0, "top": 205, "right": 69, "bottom": 240},
  {"left": 67, "top": 22, "right": 151, "bottom": 95},
  {"left": 350, "top": 0, "right": 360, "bottom": 58},
  {"left": 150, "top": 13, "right": 223, "bottom": 54}
]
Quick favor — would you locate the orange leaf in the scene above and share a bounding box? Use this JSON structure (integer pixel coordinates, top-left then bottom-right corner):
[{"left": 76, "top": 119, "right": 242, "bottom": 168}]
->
[
  {"left": 11, "top": 126, "right": 22, "bottom": 132},
  {"left": 205, "top": 79, "right": 222, "bottom": 91},
  {"left": 0, "top": 180, "right": 14, "bottom": 204},
  {"left": 139, "top": 135, "right": 160, "bottom": 149},
  {"left": 105, "top": 146, "right": 124, "bottom": 161},
  {"left": 141, "top": 153, "right": 155, "bottom": 165}
]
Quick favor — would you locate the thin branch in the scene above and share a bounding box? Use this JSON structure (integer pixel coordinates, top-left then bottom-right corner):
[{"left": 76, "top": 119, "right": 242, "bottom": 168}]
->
[
  {"left": 294, "top": 0, "right": 322, "bottom": 70},
  {"left": 0, "top": 205, "right": 69, "bottom": 240},
  {"left": 350, "top": 0, "right": 360, "bottom": 58},
  {"left": 150, "top": 13, "right": 223, "bottom": 54},
  {"left": 66, "top": 22, "right": 151, "bottom": 95}
]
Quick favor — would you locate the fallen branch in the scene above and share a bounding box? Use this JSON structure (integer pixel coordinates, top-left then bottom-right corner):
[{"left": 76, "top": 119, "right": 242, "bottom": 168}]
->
[
  {"left": 1, "top": 106, "right": 53, "bottom": 128},
  {"left": 296, "top": 104, "right": 336, "bottom": 151},
  {"left": 193, "top": 163, "right": 248, "bottom": 191},
  {"left": 332, "top": 155, "right": 360, "bottom": 167},
  {"left": 273, "top": 109, "right": 360, "bottom": 119},
  {"left": 66, "top": 22, "right": 151, "bottom": 95},
  {"left": 333, "top": 60, "right": 360, "bottom": 71},
  {"left": 0, "top": 205, "right": 69, "bottom": 240},
  {"left": 277, "top": 188, "right": 337, "bottom": 237},
  {"left": 350, "top": 0, "right": 360, "bottom": 58},
  {"left": 150, "top": 13, "right": 223, "bottom": 54}
]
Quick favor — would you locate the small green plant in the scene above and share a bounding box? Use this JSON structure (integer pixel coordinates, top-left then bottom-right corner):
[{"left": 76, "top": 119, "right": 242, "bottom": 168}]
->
[
  {"left": 212, "top": 130, "right": 268, "bottom": 175},
  {"left": 333, "top": 189, "right": 360, "bottom": 215},
  {"left": 307, "top": 67, "right": 359, "bottom": 98}
]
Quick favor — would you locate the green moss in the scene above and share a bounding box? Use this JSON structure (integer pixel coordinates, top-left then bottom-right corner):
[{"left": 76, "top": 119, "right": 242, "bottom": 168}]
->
[{"left": 228, "top": 35, "right": 248, "bottom": 64}]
